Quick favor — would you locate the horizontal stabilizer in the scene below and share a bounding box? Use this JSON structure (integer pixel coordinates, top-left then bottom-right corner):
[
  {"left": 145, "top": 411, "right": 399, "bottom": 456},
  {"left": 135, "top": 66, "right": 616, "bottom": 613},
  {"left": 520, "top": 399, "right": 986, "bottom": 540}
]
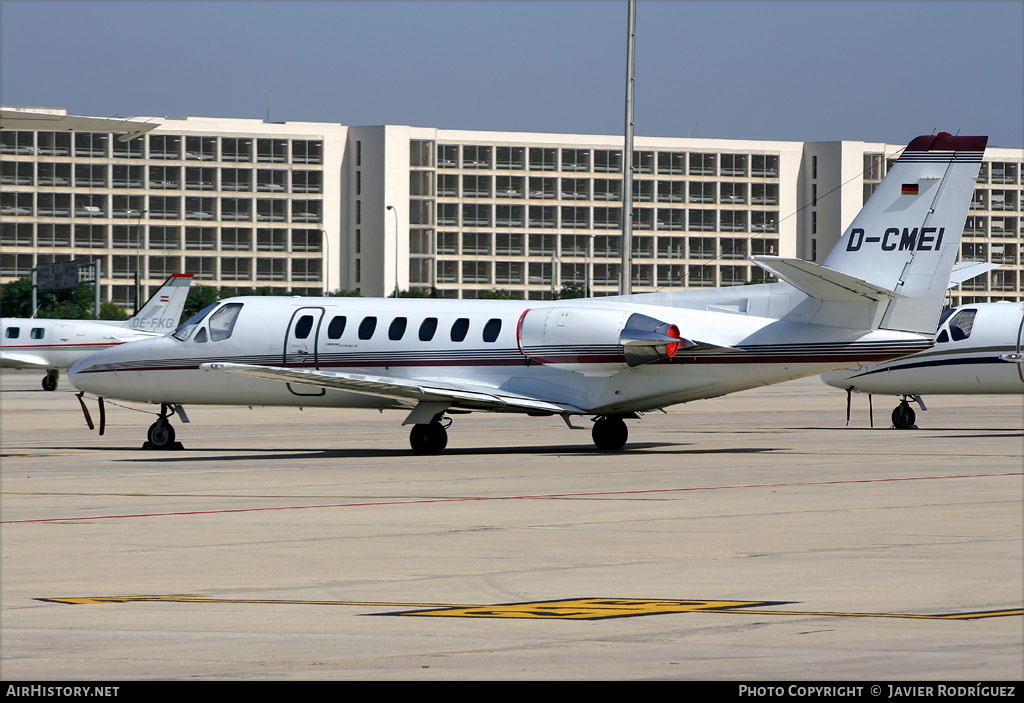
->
[
  {"left": 948, "top": 261, "right": 999, "bottom": 288},
  {"left": 201, "top": 362, "right": 583, "bottom": 415},
  {"left": 751, "top": 256, "right": 906, "bottom": 303}
]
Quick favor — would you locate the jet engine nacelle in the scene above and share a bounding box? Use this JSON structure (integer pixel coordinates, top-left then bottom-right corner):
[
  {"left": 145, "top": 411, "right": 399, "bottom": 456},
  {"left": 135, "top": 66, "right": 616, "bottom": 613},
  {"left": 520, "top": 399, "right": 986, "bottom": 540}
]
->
[{"left": 517, "top": 307, "right": 690, "bottom": 372}]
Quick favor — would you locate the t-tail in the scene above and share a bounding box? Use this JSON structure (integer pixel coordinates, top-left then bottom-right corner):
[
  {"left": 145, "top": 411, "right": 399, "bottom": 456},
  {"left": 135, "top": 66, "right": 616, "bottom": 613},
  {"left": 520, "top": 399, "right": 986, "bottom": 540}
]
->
[
  {"left": 128, "top": 273, "right": 194, "bottom": 333},
  {"left": 753, "top": 133, "right": 987, "bottom": 334},
  {"left": 822, "top": 133, "right": 987, "bottom": 333}
]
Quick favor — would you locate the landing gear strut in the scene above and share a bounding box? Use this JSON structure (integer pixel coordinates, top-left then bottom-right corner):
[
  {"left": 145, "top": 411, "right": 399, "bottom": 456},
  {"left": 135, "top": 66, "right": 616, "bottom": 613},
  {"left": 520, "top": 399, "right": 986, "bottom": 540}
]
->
[
  {"left": 592, "top": 415, "right": 629, "bottom": 451},
  {"left": 409, "top": 414, "right": 450, "bottom": 455},
  {"left": 41, "top": 369, "right": 59, "bottom": 392},
  {"left": 145, "top": 404, "right": 180, "bottom": 449},
  {"left": 891, "top": 398, "right": 917, "bottom": 430}
]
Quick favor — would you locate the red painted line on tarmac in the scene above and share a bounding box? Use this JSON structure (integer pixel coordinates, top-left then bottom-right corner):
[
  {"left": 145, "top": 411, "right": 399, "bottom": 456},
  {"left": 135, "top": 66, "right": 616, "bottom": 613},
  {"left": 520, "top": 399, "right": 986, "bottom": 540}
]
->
[{"left": 3, "top": 471, "right": 1020, "bottom": 524}]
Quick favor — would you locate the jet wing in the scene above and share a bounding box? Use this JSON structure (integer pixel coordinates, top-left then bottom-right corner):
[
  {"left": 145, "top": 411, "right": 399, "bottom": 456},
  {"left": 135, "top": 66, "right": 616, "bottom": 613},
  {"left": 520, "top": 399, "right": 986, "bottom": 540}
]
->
[
  {"left": 200, "top": 362, "right": 584, "bottom": 416},
  {"left": 0, "top": 351, "right": 51, "bottom": 369}
]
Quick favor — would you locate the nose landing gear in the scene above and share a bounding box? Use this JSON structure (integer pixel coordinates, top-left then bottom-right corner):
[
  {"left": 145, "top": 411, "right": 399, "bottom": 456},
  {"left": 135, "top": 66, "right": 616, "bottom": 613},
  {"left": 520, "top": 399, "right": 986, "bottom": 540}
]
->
[
  {"left": 144, "top": 404, "right": 185, "bottom": 449},
  {"left": 891, "top": 397, "right": 918, "bottom": 430}
]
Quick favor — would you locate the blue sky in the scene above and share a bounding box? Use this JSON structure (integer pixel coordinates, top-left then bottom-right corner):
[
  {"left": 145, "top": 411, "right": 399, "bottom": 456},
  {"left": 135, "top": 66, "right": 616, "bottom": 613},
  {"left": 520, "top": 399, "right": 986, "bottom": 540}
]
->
[{"left": 2, "top": 1, "right": 1021, "bottom": 147}]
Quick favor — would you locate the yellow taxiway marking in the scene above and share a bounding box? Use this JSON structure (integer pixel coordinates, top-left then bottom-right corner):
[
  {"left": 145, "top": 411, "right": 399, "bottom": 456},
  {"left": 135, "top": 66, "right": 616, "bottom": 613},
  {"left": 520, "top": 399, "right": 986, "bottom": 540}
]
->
[
  {"left": 400, "top": 598, "right": 778, "bottom": 619},
  {"left": 37, "top": 595, "right": 1022, "bottom": 621},
  {"left": 39, "top": 594, "right": 455, "bottom": 608}
]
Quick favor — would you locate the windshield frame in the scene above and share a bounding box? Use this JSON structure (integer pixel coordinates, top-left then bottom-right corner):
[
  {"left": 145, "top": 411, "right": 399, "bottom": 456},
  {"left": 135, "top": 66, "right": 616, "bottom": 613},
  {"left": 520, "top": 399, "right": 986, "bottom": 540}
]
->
[{"left": 171, "top": 302, "right": 218, "bottom": 342}]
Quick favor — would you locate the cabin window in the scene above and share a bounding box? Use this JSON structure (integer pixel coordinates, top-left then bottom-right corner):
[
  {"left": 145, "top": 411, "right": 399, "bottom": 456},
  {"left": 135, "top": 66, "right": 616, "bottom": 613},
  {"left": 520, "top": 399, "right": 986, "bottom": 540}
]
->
[
  {"left": 193, "top": 327, "right": 208, "bottom": 343},
  {"left": 419, "top": 317, "right": 438, "bottom": 341},
  {"left": 450, "top": 317, "right": 469, "bottom": 342},
  {"left": 389, "top": 317, "right": 407, "bottom": 341},
  {"left": 5, "top": 327, "right": 19, "bottom": 339},
  {"left": 358, "top": 316, "right": 377, "bottom": 340},
  {"left": 172, "top": 302, "right": 218, "bottom": 341},
  {"left": 948, "top": 309, "right": 977, "bottom": 341},
  {"left": 936, "top": 329, "right": 949, "bottom": 343},
  {"left": 327, "top": 315, "right": 346, "bottom": 339},
  {"left": 31, "top": 328, "right": 44, "bottom": 339},
  {"left": 209, "top": 303, "right": 243, "bottom": 341},
  {"left": 482, "top": 318, "right": 502, "bottom": 343},
  {"left": 294, "top": 314, "right": 314, "bottom": 340}
]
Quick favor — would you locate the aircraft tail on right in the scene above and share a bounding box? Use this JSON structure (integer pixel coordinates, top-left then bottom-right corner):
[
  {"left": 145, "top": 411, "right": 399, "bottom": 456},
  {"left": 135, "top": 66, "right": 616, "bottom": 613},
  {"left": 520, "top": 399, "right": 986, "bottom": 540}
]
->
[{"left": 821, "top": 133, "right": 988, "bottom": 333}]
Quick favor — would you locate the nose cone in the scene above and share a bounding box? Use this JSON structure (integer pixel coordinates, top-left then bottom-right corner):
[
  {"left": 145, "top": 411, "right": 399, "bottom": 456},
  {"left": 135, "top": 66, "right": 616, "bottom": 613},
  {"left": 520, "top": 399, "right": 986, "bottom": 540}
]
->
[
  {"left": 68, "top": 349, "right": 112, "bottom": 394},
  {"left": 69, "top": 337, "right": 156, "bottom": 398},
  {"left": 821, "top": 367, "right": 858, "bottom": 389}
]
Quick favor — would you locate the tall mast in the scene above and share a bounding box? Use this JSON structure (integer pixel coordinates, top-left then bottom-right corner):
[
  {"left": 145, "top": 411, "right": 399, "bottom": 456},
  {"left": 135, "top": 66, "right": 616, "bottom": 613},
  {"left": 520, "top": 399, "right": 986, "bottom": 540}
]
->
[{"left": 621, "top": 0, "right": 636, "bottom": 295}]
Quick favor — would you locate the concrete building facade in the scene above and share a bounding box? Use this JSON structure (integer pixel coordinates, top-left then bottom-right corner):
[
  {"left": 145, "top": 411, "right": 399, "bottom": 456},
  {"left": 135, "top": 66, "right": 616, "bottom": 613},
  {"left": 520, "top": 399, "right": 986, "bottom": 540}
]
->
[{"left": 2, "top": 108, "right": 1020, "bottom": 310}]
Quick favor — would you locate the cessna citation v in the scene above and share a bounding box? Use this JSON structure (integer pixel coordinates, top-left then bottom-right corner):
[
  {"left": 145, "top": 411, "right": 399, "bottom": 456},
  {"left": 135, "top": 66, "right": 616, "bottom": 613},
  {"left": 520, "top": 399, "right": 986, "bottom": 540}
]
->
[
  {"left": 70, "top": 133, "right": 987, "bottom": 454},
  {"left": 822, "top": 300, "right": 1024, "bottom": 428},
  {"left": 2, "top": 274, "right": 192, "bottom": 390}
]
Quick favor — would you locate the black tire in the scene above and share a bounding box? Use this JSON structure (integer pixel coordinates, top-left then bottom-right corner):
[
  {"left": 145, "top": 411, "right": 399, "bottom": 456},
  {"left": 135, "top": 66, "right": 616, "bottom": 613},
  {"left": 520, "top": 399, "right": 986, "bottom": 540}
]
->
[
  {"left": 410, "top": 422, "right": 448, "bottom": 455},
  {"left": 891, "top": 402, "right": 916, "bottom": 429},
  {"left": 147, "top": 419, "right": 176, "bottom": 448},
  {"left": 41, "top": 374, "right": 58, "bottom": 391},
  {"left": 592, "top": 416, "right": 628, "bottom": 451}
]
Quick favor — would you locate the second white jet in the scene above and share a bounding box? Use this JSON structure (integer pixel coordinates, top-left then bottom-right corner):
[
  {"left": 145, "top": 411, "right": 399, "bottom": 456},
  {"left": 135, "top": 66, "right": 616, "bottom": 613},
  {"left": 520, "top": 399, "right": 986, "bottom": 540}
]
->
[{"left": 822, "top": 301, "right": 1024, "bottom": 428}]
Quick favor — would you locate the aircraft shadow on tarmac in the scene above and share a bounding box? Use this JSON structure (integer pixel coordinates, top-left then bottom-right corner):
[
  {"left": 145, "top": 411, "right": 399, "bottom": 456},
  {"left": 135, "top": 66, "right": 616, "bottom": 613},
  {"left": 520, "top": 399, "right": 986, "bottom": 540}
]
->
[
  {"left": 795, "top": 426, "right": 1023, "bottom": 436},
  {"left": 42, "top": 443, "right": 783, "bottom": 461}
]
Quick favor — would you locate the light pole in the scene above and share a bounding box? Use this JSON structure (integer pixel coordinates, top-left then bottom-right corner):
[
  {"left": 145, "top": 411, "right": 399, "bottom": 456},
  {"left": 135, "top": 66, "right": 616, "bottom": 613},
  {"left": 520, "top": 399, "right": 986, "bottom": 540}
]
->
[
  {"left": 129, "top": 208, "right": 147, "bottom": 314},
  {"left": 621, "top": 0, "right": 636, "bottom": 295},
  {"left": 385, "top": 205, "right": 399, "bottom": 298},
  {"left": 585, "top": 233, "right": 594, "bottom": 298},
  {"left": 319, "top": 229, "right": 330, "bottom": 295}
]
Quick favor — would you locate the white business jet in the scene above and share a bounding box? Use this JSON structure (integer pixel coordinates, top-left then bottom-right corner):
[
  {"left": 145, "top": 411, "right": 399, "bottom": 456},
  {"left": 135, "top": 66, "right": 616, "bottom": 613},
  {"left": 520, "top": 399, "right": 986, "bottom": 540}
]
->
[
  {"left": 2, "top": 274, "right": 193, "bottom": 390},
  {"left": 70, "top": 133, "right": 987, "bottom": 453},
  {"left": 822, "top": 300, "right": 1024, "bottom": 428}
]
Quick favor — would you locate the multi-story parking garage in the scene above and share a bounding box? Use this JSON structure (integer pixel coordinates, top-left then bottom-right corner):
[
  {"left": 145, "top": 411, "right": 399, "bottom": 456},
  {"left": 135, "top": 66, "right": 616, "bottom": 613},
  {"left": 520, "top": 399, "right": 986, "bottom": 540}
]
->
[{"left": 2, "top": 108, "right": 1020, "bottom": 308}]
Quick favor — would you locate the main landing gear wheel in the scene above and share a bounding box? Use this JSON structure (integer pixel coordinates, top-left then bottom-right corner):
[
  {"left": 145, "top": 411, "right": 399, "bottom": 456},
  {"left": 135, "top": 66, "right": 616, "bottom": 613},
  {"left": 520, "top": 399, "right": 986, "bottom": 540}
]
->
[
  {"left": 891, "top": 399, "right": 917, "bottom": 430},
  {"left": 409, "top": 418, "right": 449, "bottom": 455},
  {"left": 592, "top": 415, "right": 628, "bottom": 451},
  {"left": 41, "top": 370, "right": 58, "bottom": 391}
]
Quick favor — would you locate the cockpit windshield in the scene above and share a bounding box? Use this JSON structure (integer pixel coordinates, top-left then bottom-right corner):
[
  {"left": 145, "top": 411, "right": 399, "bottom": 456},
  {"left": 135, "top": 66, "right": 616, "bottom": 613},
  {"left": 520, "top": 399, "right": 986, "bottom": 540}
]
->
[
  {"left": 948, "top": 309, "right": 977, "bottom": 341},
  {"left": 171, "top": 303, "right": 218, "bottom": 341},
  {"left": 937, "top": 307, "right": 957, "bottom": 329},
  {"left": 208, "top": 303, "right": 243, "bottom": 341}
]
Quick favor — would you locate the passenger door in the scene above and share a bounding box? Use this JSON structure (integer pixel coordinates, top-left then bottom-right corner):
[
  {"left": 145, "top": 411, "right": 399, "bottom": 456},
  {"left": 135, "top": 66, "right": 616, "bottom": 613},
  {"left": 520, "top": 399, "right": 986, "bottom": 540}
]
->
[{"left": 283, "top": 307, "right": 325, "bottom": 396}]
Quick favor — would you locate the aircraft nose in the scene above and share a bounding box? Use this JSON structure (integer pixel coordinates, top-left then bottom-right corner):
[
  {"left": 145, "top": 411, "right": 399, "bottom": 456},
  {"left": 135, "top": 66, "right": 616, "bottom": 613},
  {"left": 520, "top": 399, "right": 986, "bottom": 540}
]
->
[
  {"left": 68, "top": 354, "right": 105, "bottom": 393},
  {"left": 820, "top": 368, "right": 855, "bottom": 389}
]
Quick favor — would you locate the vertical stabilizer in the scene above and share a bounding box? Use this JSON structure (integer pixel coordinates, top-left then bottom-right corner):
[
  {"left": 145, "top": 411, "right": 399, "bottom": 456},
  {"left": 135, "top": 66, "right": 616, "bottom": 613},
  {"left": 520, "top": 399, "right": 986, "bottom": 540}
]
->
[
  {"left": 129, "top": 274, "right": 194, "bottom": 333},
  {"left": 822, "top": 134, "right": 987, "bottom": 333}
]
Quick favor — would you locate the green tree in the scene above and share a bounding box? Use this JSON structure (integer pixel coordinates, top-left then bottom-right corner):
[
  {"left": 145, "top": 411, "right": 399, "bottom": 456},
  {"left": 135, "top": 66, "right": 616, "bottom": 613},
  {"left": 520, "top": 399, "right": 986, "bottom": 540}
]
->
[
  {"left": 389, "top": 287, "right": 439, "bottom": 298},
  {"left": 0, "top": 277, "right": 100, "bottom": 319},
  {"left": 480, "top": 289, "right": 515, "bottom": 300},
  {"left": 555, "top": 283, "right": 588, "bottom": 300},
  {"left": 180, "top": 285, "right": 223, "bottom": 322},
  {"left": 0, "top": 277, "right": 34, "bottom": 317},
  {"left": 99, "top": 301, "right": 129, "bottom": 320}
]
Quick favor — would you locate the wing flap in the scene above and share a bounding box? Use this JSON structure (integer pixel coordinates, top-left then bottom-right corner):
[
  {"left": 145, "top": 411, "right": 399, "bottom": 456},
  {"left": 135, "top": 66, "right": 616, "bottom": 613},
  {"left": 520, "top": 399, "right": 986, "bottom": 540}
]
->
[{"left": 201, "top": 362, "right": 583, "bottom": 415}]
